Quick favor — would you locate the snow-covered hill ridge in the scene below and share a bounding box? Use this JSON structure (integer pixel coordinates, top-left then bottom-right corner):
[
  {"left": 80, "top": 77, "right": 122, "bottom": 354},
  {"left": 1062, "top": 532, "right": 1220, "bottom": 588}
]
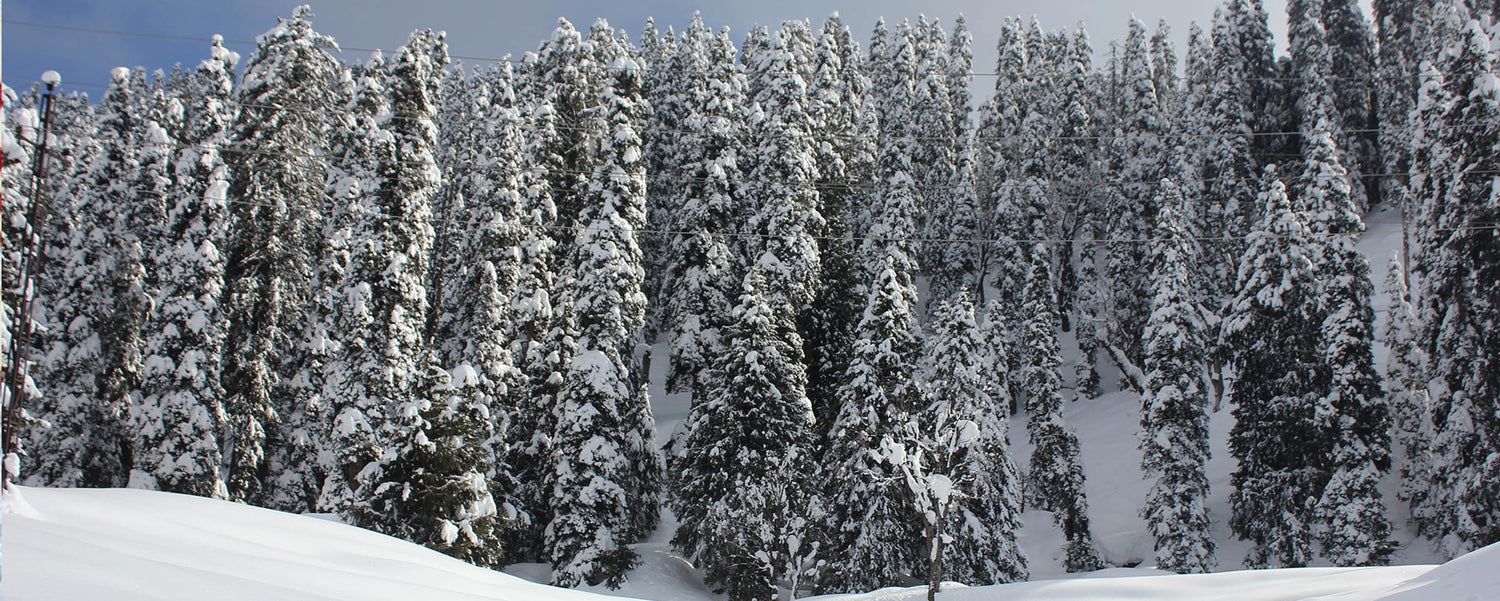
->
[{"left": 5, "top": 486, "right": 1499, "bottom": 601}]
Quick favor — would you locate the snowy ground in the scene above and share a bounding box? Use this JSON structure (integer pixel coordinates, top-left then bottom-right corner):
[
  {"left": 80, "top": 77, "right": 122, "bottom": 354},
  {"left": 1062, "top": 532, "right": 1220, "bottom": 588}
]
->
[
  {"left": 2, "top": 204, "right": 1468, "bottom": 599},
  {"left": 5, "top": 485, "right": 1496, "bottom": 601}
]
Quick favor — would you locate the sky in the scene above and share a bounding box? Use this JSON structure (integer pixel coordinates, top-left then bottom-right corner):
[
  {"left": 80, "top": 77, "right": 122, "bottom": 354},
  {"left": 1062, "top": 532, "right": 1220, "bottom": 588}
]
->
[{"left": 3, "top": 0, "right": 1375, "bottom": 100}]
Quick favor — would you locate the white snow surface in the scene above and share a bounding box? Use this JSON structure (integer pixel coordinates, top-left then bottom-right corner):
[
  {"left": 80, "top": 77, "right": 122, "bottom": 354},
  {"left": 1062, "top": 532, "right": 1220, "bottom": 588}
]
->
[
  {"left": 1, "top": 486, "right": 645, "bottom": 601},
  {"left": 5, "top": 485, "right": 1498, "bottom": 601}
]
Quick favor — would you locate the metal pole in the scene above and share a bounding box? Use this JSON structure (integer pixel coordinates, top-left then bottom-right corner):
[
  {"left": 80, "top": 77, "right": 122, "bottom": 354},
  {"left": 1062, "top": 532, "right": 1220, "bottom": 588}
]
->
[{"left": 3, "top": 72, "right": 60, "bottom": 489}]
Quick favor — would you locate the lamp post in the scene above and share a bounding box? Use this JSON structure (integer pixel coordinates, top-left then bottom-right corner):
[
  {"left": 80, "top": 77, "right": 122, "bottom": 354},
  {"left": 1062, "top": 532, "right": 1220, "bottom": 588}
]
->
[{"left": 3, "top": 70, "right": 62, "bottom": 490}]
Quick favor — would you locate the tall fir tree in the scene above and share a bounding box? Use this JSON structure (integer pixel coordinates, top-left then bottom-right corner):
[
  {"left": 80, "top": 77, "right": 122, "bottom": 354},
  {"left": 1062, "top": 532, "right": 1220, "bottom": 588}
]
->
[
  {"left": 1221, "top": 172, "right": 1327, "bottom": 568},
  {"left": 1383, "top": 256, "right": 1433, "bottom": 531},
  {"left": 819, "top": 251, "right": 924, "bottom": 593},
  {"left": 1301, "top": 121, "right": 1395, "bottom": 566},
  {"left": 663, "top": 17, "right": 742, "bottom": 401},
  {"left": 1139, "top": 181, "right": 1216, "bottom": 574},
  {"left": 670, "top": 272, "right": 817, "bottom": 601},
  {"left": 219, "top": 5, "right": 341, "bottom": 503},
  {"left": 1021, "top": 242, "right": 1104, "bottom": 573},
  {"left": 131, "top": 37, "right": 238, "bottom": 498},
  {"left": 333, "top": 29, "right": 450, "bottom": 529},
  {"left": 1422, "top": 19, "right": 1500, "bottom": 556},
  {"left": 545, "top": 20, "right": 661, "bottom": 588},
  {"left": 1324, "top": 0, "right": 1380, "bottom": 208},
  {"left": 1105, "top": 17, "right": 1168, "bottom": 381},
  {"left": 802, "top": 13, "right": 874, "bottom": 450},
  {"left": 919, "top": 295, "right": 1028, "bottom": 585},
  {"left": 819, "top": 127, "right": 925, "bottom": 592}
]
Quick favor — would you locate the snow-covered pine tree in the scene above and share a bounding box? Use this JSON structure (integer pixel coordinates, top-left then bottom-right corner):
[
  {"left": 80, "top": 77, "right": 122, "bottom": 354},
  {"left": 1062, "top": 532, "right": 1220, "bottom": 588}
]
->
[
  {"left": 1150, "top": 19, "right": 1180, "bottom": 114},
  {"left": 503, "top": 35, "right": 574, "bottom": 564},
  {"left": 670, "top": 271, "right": 816, "bottom": 601},
  {"left": 545, "top": 20, "right": 661, "bottom": 588},
  {"left": 919, "top": 295, "right": 1028, "bottom": 585},
  {"left": 77, "top": 67, "right": 144, "bottom": 489},
  {"left": 1198, "top": 7, "right": 1261, "bottom": 305},
  {"left": 219, "top": 5, "right": 341, "bottom": 503},
  {"left": 1222, "top": 171, "right": 1327, "bottom": 569},
  {"left": 1139, "top": 181, "right": 1216, "bottom": 574},
  {"left": 442, "top": 61, "right": 530, "bottom": 544},
  {"left": 591, "top": 20, "right": 663, "bottom": 544},
  {"left": 334, "top": 29, "right": 449, "bottom": 530},
  {"left": 103, "top": 84, "right": 182, "bottom": 491},
  {"left": 130, "top": 36, "right": 238, "bottom": 498},
  {"left": 311, "top": 52, "right": 391, "bottom": 515},
  {"left": 638, "top": 18, "right": 682, "bottom": 343},
  {"left": 802, "top": 13, "right": 873, "bottom": 447},
  {"left": 1104, "top": 17, "right": 1168, "bottom": 381},
  {"left": 742, "top": 21, "right": 823, "bottom": 324},
  {"left": 1324, "top": 0, "right": 1379, "bottom": 208},
  {"left": 663, "top": 15, "right": 740, "bottom": 401},
  {"left": 350, "top": 361, "right": 509, "bottom": 566},
  {"left": 819, "top": 250, "right": 924, "bottom": 593},
  {"left": 1383, "top": 256, "right": 1433, "bottom": 529},
  {"left": 427, "top": 64, "right": 496, "bottom": 366},
  {"left": 21, "top": 90, "right": 103, "bottom": 488},
  {"left": 1423, "top": 18, "right": 1500, "bottom": 556},
  {"left": 1300, "top": 120, "right": 1395, "bottom": 567},
  {"left": 1221, "top": 0, "right": 1280, "bottom": 167},
  {"left": 1021, "top": 241, "right": 1104, "bottom": 573},
  {"left": 818, "top": 116, "right": 925, "bottom": 589},
  {"left": 925, "top": 16, "right": 986, "bottom": 309}
]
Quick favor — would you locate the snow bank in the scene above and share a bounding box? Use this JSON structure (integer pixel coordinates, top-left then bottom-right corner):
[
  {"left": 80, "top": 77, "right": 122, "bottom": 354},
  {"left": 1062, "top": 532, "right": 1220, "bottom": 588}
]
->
[
  {"left": 1, "top": 486, "right": 643, "bottom": 601},
  {"left": 4, "top": 478, "right": 1499, "bottom": 601}
]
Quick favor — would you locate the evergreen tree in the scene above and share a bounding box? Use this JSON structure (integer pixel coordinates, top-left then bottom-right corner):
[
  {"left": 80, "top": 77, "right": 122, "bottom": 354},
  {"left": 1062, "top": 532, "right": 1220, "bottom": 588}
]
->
[
  {"left": 663, "top": 17, "right": 742, "bottom": 400},
  {"left": 919, "top": 296, "right": 1028, "bottom": 585},
  {"left": 1021, "top": 242, "right": 1104, "bottom": 573},
  {"left": 743, "top": 21, "right": 823, "bottom": 323},
  {"left": 1422, "top": 19, "right": 1500, "bottom": 556},
  {"left": 22, "top": 90, "right": 104, "bottom": 488},
  {"left": 638, "top": 19, "right": 683, "bottom": 343},
  {"left": 72, "top": 67, "right": 143, "bottom": 489},
  {"left": 818, "top": 111, "right": 925, "bottom": 590},
  {"left": 1301, "top": 121, "right": 1395, "bottom": 567},
  {"left": 1324, "top": 0, "right": 1379, "bottom": 207},
  {"left": 670, "top": 273, "right": 816, "bottom": 601},
  {"left": 219, "top": 5, "right": 341, "bottom": 503},
  {"left": 131, "top": 37, "right": 238, "bottom": 498},
  {"left": 1105, "top": 17, "right": 1168, "bottom": 380},
  {"left": 546, "top": 20, "right": 661, "bottom": 587},
  {"left": 331, "top": 30, "right": 449, "bottom": 529},
  {"left": 1222, "top": 172, "right": 1326, "bottom": 568},
  {"left": 1383, "top": 256, "right": 1433, "bottom": 529},
  {"left": 1199, "top": 7, "right": 1260, "bottom": 304},
  {"left": 349, "top": 361, "right": 509, "bottom": 566},
  {"left": 1139, "top": 182, "right": 1216, "bottom": 574},
  {"left": 819, "top": 251, "right": 923, "bottom": 593},
  {"left": 802, "top": 13, "right": 874, "bottom": 447}
]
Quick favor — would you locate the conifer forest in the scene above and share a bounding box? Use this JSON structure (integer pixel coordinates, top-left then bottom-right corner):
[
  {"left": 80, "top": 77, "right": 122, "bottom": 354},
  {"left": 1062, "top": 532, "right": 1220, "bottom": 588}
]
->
[{"left": 4, "top": 1, "right": 1500, "bottom": 600}]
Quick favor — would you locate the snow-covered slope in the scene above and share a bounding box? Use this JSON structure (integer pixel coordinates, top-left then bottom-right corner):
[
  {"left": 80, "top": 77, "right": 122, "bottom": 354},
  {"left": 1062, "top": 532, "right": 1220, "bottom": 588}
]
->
[
  {"left": 6, "top": 485, "right": 1498, "bottom": 601},
  {"left": 1, "top": 486, "right": 650, "bottom": 601}
]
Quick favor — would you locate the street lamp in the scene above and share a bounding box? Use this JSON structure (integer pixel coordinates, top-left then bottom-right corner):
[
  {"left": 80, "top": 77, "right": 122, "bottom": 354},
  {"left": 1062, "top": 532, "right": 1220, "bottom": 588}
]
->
[{"left": 3, "top": 71, "right": 62, "bottom": 490}]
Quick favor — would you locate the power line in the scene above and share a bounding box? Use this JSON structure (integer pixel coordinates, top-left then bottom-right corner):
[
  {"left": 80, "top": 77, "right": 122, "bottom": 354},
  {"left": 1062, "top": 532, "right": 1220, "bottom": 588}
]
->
[
  {"left": 8, "top": 17, "right": 1494, "bottom": 84},
  {"left": 31, "top": 172, "right": 1499, "bottom": 248},
  {"left": 23, "top": 79, "right": 1500, "bottom": 149}
]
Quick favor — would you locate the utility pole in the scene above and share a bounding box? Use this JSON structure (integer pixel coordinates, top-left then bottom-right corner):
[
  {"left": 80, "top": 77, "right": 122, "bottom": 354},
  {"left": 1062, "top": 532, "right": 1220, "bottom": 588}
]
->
[{"left": 3, "top": 70, "right": 61, "bottom": 490}]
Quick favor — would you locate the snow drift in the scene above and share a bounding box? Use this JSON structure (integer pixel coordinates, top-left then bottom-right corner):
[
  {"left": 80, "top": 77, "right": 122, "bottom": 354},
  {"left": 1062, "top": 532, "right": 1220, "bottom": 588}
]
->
[{"left": 5, "top": 485, "right": 1500, "bottom": 601}]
